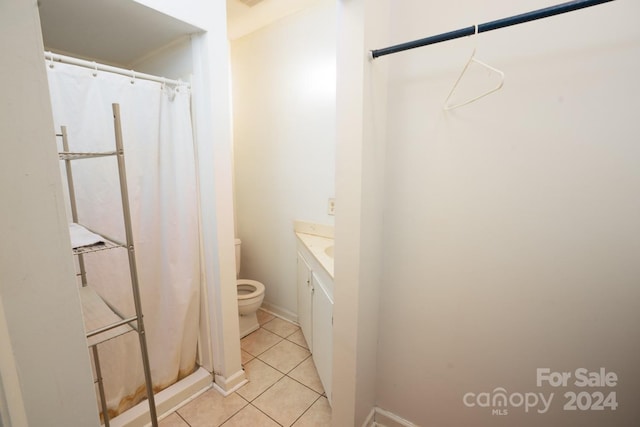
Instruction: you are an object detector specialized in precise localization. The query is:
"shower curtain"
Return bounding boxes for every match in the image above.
[47,61,201,417]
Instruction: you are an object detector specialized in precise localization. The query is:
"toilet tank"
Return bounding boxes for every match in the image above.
[234,238,242,277]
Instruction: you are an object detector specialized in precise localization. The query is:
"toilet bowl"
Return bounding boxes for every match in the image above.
[235,239,266,338]
[237,279,265,315]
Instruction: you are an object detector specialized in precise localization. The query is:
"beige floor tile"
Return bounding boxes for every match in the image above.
[262,317,300,338]
[158,412,189,427]
[292,396,331,426]
[221,404,280,427]
[241,349,255,365]
[286,329,309,349]
[253,377,320,427]
[288,356,325,394]
[259,339,311,374]
[257,309,275,325]
[241,328,283,356]
[177,389,247,427]
[237,358,284,402]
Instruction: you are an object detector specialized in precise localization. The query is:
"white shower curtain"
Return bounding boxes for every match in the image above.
[47,61,201,416]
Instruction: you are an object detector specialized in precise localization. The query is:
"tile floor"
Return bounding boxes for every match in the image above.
[159,309,331,427]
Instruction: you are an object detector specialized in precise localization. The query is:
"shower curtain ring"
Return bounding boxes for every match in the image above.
[92,61,98,77]
[130,70,136,84]
[48,51,55,69]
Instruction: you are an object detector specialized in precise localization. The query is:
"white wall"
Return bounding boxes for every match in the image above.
[331,0,390,424]
[227,0,321,40]
[231,0,337,319]
[132,36,193,82]
[373,0,640,425]
[0,1,100,425]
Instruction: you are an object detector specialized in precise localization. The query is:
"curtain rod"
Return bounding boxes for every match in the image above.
[45,51,190,88]
[370,0,616,59]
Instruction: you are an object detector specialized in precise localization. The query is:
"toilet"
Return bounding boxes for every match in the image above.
[235,239,265,338]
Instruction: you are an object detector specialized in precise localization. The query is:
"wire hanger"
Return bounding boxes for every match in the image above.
[443,25,504,110]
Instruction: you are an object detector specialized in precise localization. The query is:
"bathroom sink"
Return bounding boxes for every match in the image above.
[324,245,334,258]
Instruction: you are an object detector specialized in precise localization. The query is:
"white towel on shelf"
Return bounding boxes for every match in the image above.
[69,223,104,248]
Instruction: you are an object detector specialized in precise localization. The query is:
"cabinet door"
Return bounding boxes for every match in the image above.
[312,273,333,404]
[296,252,313,352]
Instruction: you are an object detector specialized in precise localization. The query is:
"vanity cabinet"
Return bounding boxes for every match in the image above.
[296,252,313,352]
[296,242,333,404]
[311,273,333,401]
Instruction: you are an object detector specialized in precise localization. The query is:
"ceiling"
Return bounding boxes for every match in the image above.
[38,0,320,66]
[39,0,202,67]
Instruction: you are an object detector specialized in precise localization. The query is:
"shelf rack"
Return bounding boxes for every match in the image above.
[57,104,158,427]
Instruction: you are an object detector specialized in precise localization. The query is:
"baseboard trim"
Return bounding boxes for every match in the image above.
[362,407,419,427]
[260,302,298,324]
[214,368,248,396]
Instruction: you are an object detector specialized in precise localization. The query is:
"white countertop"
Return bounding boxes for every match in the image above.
[294,222,334,278]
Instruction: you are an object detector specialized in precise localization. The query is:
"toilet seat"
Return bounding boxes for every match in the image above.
[237,279,265,300]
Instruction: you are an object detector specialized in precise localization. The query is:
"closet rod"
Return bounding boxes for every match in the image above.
[45,52,190,88]
[370,0,616,59]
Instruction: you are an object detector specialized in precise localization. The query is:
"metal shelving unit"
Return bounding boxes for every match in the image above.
[57,103,158,427]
